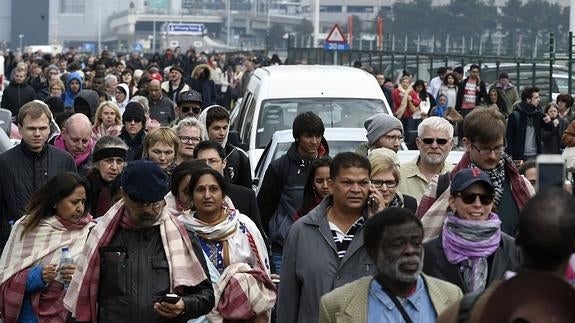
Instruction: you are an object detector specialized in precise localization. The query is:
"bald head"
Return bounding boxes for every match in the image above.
[62,113,93,157]
[516,187,575,271]
[148,79,162,102]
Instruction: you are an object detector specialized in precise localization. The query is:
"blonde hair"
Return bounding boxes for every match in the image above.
[368,154,401,184]
[93,101,122,128]
[143,127,179,158]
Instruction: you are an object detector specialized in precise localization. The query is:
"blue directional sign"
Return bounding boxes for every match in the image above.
[167,23,205,35]
[324,42,350,51]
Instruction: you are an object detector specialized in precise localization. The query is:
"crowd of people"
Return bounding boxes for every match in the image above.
[0,47,574,323]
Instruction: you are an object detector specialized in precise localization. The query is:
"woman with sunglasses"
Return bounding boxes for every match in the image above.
[423,168,520,294]
[0,172,93,322]
[367,150,417,213]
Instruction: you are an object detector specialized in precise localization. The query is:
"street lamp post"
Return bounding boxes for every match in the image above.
[18,34,24,54]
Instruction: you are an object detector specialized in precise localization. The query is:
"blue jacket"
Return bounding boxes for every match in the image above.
[63,72,83,108]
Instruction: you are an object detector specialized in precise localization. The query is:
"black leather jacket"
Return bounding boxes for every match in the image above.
[97,226,214,323]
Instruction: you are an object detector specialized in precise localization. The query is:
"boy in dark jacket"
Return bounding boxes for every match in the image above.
[1,67,35,120]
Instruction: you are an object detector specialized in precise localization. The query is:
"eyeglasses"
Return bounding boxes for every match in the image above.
[383,135,404,143]
[179,136,201,144]
[456,192,494,205]
[181,106,201,114]
[471,143,505,156]
[421,138,449,145]
[371,179,397,188]
[198,158,222,166]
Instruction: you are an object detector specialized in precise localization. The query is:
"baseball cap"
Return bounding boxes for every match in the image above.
[450,168,494,194]
[177,90,203,106]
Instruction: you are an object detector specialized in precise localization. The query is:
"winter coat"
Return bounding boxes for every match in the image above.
[119,127,146,162]
[542,117,567,154]
[455,77,488,112]
[148,95,176,126]
[63,71,84,107]
[224,142,252,189]
[98,225,214,323]
[505,102,554,160]
[277,197,376,323]
[0,81,35,118]
[0,143,76,251]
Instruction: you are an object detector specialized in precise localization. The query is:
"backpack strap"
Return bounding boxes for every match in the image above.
[436,172,451,198]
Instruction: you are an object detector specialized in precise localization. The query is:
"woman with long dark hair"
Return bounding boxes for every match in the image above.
[0,172,93,322]
[295,156,332,219]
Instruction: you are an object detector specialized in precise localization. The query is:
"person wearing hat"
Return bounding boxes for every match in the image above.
[437,187,575,323]
[86,136,128,218]
[423,168,520,294]
[161,66,190,103]
[357,113,404,156]
[119,101,147,161]
[63,159,214,323]
[175,90,203,122]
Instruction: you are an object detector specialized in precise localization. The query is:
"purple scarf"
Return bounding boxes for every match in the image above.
[442,212,501,291]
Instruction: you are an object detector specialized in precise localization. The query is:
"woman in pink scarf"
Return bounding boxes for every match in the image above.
[422,168,520,293]
[0,172,93,323]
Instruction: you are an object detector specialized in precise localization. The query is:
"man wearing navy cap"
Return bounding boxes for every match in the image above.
[64,160,214,323]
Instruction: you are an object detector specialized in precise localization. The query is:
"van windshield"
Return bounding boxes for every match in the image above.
[256,98,386,148]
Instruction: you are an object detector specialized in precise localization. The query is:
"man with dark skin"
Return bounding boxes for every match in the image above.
[320,208,462,322]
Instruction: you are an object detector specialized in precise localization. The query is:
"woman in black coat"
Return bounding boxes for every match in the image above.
[542,102,568,154]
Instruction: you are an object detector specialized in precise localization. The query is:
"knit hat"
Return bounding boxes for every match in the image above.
[450,168,495,194]
[122,102,146,123]
[44,96,65,114]
[121,160,169,203]
[364,113,403,147]
[170,65,184,75]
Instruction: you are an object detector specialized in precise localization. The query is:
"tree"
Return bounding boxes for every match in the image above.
[294,18,313,36]
[269,24,286,48]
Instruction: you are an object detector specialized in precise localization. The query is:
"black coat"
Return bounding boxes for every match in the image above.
[423,232,520,294]
[227,183,265,240]
[0,143,76,251]
[119,128,146,162]
[0,81,36,118]
[506,102,554,160]
[541,117,568,154]
[224,143,252,189]
[454,77,488,112]
[98,226,214,323]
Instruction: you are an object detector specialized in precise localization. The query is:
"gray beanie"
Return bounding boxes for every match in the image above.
[364,113,403,147]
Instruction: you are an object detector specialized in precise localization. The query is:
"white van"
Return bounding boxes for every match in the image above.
[229,65,394,174]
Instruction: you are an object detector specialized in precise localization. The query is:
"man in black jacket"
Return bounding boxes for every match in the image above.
[257,111,327,273]
[0,101,76,252]
[199,105,252,189]
[63,160,214,323]
[194,140,265,238]
[1,67,36,120]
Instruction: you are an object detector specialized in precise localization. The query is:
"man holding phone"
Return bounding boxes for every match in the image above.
[64,160,214,323]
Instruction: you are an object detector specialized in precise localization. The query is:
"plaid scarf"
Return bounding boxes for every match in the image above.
[471,158,506,205]
[63,199,207,322]
[0,215,93,323]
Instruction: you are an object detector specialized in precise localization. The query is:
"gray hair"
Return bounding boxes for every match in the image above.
[104,74,118,86]
[417,116,454,138]
[172,117,205,135]
[130,95,150,114]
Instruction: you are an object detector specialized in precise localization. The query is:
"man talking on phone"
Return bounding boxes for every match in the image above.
[64,160,214,323]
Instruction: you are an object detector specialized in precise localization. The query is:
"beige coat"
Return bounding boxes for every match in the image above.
[319,274,462,323]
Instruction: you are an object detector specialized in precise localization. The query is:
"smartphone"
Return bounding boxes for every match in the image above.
[536,154,565,192]
[155,293,180,304]
[367,196,378,213]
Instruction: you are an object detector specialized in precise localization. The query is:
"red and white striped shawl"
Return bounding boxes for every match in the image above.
[63,200,208,322]
[0,215,93,323]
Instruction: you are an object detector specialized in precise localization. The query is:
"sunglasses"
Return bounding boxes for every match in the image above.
[181,106,201,114]
[457,192,494,205]
[124,117,142,123]
[421,138,449,145]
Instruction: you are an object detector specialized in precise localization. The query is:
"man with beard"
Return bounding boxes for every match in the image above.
[278,153,374,323]
[63,159,214,323]
[398,117,453,203]
[148,79,176,125]
[506,87,553,161]
[319,208,462,322]
[174,90,203,123]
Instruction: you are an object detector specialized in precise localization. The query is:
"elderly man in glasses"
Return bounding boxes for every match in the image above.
[418,107,535,241]
[398,117,454,203]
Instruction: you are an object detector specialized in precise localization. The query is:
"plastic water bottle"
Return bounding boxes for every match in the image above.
[60,247,74,289]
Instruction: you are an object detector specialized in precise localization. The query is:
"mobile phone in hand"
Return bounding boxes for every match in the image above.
[155,293,180,304]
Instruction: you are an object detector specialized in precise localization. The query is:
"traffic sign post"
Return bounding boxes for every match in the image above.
[323,24,349,65]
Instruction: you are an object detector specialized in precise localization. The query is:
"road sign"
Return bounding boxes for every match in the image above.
[324,24,349,51]
[167,23,205,35]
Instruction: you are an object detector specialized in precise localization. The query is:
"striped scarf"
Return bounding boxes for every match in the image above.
[0,215,93,323]
[63,199,207,322]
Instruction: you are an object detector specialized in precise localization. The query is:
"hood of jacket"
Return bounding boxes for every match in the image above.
[198,104,229,147]
[74,90,100,119]
[116,83,130,107]
[66,71,84,91]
